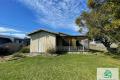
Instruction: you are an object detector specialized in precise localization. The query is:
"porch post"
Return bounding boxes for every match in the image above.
[83,45,85,52]
[69,40,70,51]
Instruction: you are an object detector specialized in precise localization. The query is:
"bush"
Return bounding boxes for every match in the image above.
[46,48,56,54]
[0,43,22,56]
[8,53,27,61]
[19,47,30,53]
[0,47,11,56]
[13,53,26,58]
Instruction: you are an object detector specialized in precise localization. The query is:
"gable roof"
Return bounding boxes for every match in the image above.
[28,29,87,37]
[28,29,70,36]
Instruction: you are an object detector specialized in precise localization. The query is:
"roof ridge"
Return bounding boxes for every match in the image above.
[28,28,87,37]
[28,28,69,36]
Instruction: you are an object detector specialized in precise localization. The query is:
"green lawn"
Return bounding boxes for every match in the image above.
[0,53,120,80]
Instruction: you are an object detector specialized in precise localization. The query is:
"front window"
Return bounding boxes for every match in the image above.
[76,40,82,47]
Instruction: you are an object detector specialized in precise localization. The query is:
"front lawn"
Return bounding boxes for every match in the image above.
[0,53,120,80]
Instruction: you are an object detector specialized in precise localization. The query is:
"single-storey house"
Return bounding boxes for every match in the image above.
[0,35,24,45]
[28,29,89,53]
[0,35,30,46]
[0,35,30,54]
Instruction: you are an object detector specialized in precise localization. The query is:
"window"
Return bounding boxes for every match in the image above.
[62,39,69,46]
[76,40,82,46]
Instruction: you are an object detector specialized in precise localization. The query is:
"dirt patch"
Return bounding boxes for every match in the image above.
[0,55,13,62]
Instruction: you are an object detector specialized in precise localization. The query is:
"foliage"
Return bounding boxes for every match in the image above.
[46,48,56,54]
[12,53,26,58]
[19,47,30,53]
[88,0,95,8]
[0,47,11,56]
[0,54,120,80]
[76,0,120,53]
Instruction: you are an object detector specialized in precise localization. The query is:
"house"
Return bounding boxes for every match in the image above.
[28,29,89,53]
[0,35,24,45]
[0,35,30,46]
[0,35,30,53]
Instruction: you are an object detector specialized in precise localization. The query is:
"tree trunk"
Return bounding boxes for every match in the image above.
[100,37,118,53]
[101,40,112,52]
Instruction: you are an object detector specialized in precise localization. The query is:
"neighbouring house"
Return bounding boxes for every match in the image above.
[0,35,30,54]
[0,35,30,46]
[0,35,23,45]
[28,29,89,53]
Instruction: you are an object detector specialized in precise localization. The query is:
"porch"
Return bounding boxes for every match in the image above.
[56,36,89,52]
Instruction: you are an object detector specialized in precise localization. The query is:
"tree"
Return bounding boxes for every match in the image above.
[76,0,120,53]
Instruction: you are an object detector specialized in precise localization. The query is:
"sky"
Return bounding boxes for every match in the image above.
[0,0,88,38]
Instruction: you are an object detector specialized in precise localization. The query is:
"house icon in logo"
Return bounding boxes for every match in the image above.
[104,70,112,78]
[97,68,119,80]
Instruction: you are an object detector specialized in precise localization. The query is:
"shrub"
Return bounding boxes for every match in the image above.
[19,47,30,53]
[0,47,10,56]
[8,53,26,61]
[0,43,22,56]
[8,52,28,61]
[46,48,56,54]
[13,53,25,58]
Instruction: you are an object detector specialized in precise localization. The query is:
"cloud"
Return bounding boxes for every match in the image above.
[0,33,26,38]
[0,27,26,38]
[11,33,26,38]
[18,0,88,33]
[0,27,21,33]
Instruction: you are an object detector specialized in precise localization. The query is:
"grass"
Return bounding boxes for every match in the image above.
[0,53,120,80]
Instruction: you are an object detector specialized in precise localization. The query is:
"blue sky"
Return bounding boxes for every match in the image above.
[0,0,88,38]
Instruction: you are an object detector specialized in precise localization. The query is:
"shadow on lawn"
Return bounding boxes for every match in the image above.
[111,55,120,60]
[89,49,106,53]
[56,51,68,55]
[89,49,120,60]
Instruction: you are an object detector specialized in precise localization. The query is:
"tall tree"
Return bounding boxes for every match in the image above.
[76,0,120,53]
